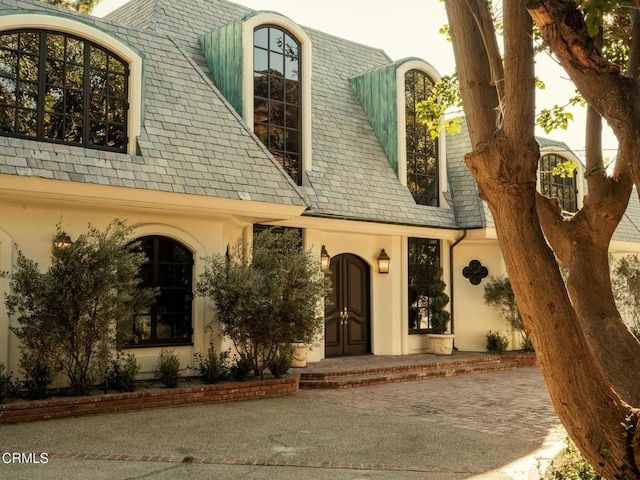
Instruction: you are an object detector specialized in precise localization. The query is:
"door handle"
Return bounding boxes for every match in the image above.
[340,307,349,325]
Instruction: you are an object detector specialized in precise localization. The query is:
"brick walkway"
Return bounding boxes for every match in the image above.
[299,366,564,445]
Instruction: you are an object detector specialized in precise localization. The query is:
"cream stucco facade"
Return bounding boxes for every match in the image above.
[1,0,640,386]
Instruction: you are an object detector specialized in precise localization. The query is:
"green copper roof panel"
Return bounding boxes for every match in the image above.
[199,19,244,115]
[349,63,398,173]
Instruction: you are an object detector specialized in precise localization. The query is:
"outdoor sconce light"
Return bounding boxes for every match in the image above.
[377,249,390,274]
[320,245,330,271]
[53,232,72,250]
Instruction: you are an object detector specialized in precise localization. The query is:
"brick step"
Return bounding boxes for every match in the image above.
[299,361,517,389]
[300,356,503,381]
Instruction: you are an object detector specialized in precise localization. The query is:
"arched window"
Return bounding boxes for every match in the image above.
[405,70,438,206]
[0,29,128,152]
[253,25,301,184]
[540,153,578,213]
[131,236,193,346]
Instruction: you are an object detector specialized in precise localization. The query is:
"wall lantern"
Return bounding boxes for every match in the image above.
[320,245,330,271]
[53,231,72,250]
[377,249,390,274]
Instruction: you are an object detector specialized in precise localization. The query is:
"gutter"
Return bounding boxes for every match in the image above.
[449,229,467,336]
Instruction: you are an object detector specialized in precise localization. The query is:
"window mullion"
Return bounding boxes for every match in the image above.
[83,39,90,148]
[37,31,46,140]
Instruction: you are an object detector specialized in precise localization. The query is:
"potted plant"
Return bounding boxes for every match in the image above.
[425,265,454,355]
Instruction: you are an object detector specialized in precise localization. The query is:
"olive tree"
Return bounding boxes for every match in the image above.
[197,228,331,379]
[443,0,640,476]
[5,220,155,395]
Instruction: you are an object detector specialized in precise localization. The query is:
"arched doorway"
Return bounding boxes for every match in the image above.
[325,254,371,357]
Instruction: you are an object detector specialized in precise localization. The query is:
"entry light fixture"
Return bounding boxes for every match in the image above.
[320,245,330,271]
[53,231,72,250]
[377,249,390,274]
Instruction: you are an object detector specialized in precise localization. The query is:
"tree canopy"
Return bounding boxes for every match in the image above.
[39,0,98,14]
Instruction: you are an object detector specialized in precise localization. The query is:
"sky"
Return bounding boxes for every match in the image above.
[92,0,619,160]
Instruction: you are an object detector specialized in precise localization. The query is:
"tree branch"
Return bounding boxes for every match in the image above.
[445,0,501,145]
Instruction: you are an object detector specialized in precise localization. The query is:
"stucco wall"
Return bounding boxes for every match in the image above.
[452,240,512,352]
[0,195,246,381]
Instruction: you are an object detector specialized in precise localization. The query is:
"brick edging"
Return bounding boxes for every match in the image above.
[500,353,538,367]
[0,375,299,424]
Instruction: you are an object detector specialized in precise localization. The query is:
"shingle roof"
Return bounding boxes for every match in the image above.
[110,0,459,227]
[445,121,488,228]
[614,188,640,244]
[0,0,307,207]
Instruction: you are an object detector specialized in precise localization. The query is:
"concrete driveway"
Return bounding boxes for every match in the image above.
[0,367,564,480]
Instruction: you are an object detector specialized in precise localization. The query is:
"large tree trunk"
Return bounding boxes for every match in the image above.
[444,0,640,477]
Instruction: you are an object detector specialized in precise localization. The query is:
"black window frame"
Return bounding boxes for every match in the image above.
[408,237,441,334]
[405,69,439,207]
[129,236,194,348]
[253,24,302,185]
[0,28,129,152]
[539,153,578,213]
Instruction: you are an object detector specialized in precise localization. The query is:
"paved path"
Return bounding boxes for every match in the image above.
[0,367,564,480]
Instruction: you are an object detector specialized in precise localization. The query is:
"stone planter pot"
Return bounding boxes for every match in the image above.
[290,344,309,368]
[426,334,455,356]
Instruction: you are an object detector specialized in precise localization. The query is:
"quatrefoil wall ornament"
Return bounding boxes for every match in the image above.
[462,260,489,286]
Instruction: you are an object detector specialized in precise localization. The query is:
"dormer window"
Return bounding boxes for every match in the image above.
[253,25,301,185]
[0,29,128,152]
[539,153,578,213]
[405,69,438,206]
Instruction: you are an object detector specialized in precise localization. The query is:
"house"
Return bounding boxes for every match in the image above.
[0,0,639,377]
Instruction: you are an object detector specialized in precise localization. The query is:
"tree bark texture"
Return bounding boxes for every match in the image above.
[445,0,640,477]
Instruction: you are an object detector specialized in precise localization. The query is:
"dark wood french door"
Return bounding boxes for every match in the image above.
[325,254,371,357]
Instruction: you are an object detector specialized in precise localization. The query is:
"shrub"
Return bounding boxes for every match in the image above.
[197,228,331,379]
[269,346,293,378]
[104,353,140,393]
[483,276,531,350]
[0,363,17,404]
[4,220,156,395]
[612,254,640,333]
[195,343,229,384]
[541,437,602,479]
[486,330,509,354]
[230,353,254,381]
[153,349,181,388]
[428,265,451,334]
[522,335,535,353]
[19,352,54,400]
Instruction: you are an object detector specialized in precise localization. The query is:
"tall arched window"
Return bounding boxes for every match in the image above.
[0,29,128,152]
[405,70,438,206]
[131,236,194,346]
[540,153,578,213]
[253,25,301,185]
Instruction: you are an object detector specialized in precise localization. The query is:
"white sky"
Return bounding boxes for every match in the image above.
[92,0,619,160]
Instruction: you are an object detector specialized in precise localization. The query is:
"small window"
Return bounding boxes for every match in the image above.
[0,29,128,152]
[540,154,578,213]
[408,237,440,333]
[130,236,193,346]
[253,25,301,184]
[405,70,438,206]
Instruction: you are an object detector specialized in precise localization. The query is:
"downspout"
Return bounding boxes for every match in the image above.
[449,229,467,337]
